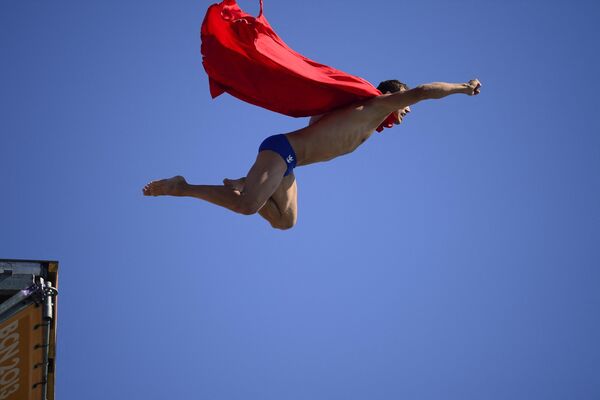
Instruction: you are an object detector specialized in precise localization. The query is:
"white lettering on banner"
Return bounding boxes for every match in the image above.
[0,321,20,399]
[0,368,18,386]
[0,358,18,375]
[0,335,18,364]
[0,383,19,400]
[0,323,17,340]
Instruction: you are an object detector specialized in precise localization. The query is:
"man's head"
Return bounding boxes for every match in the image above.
[377,79,411,125]
[377,79,409,94]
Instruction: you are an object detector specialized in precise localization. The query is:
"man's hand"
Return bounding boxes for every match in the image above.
[464,79,482,96]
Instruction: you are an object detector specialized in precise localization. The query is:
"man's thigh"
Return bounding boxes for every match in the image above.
[256,171,298,228]
[242,150,288,211]
[270,172,298,218]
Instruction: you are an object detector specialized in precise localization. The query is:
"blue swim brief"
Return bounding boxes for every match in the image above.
[258,134,297,176]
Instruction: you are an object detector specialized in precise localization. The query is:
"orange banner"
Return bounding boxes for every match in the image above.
[0,303,44,400]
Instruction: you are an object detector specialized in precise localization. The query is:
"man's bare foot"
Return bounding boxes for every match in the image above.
[223,177,246,193]
[143,175,188,196]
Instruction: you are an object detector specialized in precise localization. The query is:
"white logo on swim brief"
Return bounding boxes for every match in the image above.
[286,155,294,164]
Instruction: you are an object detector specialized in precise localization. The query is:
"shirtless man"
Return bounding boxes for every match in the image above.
[143,79,482,229]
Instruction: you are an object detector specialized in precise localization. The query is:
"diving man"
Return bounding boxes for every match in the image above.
[143,79,482,229]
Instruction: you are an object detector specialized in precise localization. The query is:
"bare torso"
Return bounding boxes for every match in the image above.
[286,97,390,166]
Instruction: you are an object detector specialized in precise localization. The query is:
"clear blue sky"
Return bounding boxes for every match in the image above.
[2,0,599,399]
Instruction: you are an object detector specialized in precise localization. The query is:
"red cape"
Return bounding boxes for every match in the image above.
[201,0,396,132]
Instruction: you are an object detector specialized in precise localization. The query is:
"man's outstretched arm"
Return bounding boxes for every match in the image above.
[376,79,482,111]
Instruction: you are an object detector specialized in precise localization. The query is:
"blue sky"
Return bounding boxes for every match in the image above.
[1,0,599,399]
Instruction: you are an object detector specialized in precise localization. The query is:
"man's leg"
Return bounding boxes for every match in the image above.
[143,150,287,216]
[224,172,298,230]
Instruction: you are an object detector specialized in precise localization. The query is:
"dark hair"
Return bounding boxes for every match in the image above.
[377,79,409,94]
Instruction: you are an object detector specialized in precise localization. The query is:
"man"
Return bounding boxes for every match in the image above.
[143,79,482,229]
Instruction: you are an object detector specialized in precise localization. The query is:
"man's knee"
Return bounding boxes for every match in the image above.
[270,214,296,230]
[236,197,262,216]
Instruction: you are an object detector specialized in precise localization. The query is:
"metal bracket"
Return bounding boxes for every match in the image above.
[0,270,13,282]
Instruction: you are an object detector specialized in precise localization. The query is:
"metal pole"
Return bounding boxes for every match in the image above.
[40,280,57,400]
[33,279,57,400]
